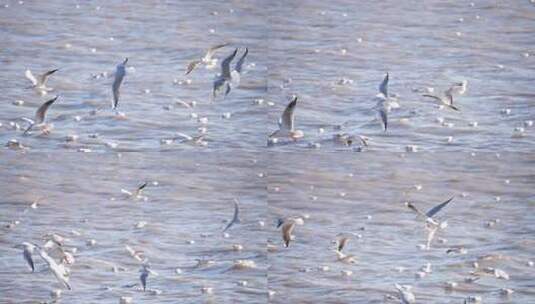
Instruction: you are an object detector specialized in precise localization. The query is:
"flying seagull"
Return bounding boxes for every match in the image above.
[269,96,304,140]
[185,43,229,75]
[373,73,398,132]
[23,95,59,135]
[422,81,466,111]
[223,198,241,232]
[230,47,249,88]
[406,196,455,225]
[212,48,238,99]
[112,58,128,110]
[25,68,58,93]
[35,245,71,290]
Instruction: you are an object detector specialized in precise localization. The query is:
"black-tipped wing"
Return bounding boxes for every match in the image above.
[235,48,248,73]
[426,196,454,218]
[280,96,297,132]
[379,73,389,97]
[23,250,34,272]
[35,96,58,124]
[221,48,238,79]
[206,43,229,60]
[39,69,58,85]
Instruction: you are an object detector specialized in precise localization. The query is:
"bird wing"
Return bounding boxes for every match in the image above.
[23,249,34,272]
[221,48,238,79]
[282,221,296,247]
[223,200,240,232]
[135,182,148,196]
[112,67,125,109]
[379,73,389,98]
[140,272,148,290]
[280,96,297,132]
[234,47,249,73]
[337,237,349,252]
[39,69,59,85]
[35,95,59,124]
[426,196,454,218]
[422,94,442,102]
[205,43,229,60]
[185,60,201,75]
[377,107,388,132]
[406,202,428,218]
[25,69,38,86]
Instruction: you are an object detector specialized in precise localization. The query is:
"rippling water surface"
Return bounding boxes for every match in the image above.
[0,0,534,303]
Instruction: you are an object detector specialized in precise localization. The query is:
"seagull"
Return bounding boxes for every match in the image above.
[269,96,304,140]
[223,198,241,232]
[22,95,59,135]
[230,47,249,88]
[278,217,304,247]
[212,48,238,99]
[25,68,58,94]
[35,245,71,290]
[395,284,416,304]
[112,58,128,110]
[140,264,157,291]
[185,43,229,75]
[14,242,36,272]
[373,73,399,132]
[405,196,455,226]
[422,82,465,111]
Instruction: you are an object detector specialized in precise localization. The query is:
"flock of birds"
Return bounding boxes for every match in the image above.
[6,39,483,153]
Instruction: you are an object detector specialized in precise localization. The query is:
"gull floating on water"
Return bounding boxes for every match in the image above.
[15,242,36,272]
[212,48,238,100]
[230,47,249,88]
[112,58,128,110]
[422,81,466,111]
[269,96,304,142]
[35,244,71,290]
[22,95,59,135]
[223,198,241,232]
[185,43,229,75]
[25,68,58,94]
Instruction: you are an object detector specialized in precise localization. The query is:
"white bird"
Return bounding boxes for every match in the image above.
[373,73,398,132]
[112,58,128,110]
[22,95,59,135]
[277,217,304,247]
[212,48,238,99]
[185,43,229,75]
[25,68,58,93]
[395,284,416,304]
[15,242,36,272]
[35,245,71,290]
[223,198,241,232]
[422,81,465,111]
[269,96,304,140]
[230,47,249,88]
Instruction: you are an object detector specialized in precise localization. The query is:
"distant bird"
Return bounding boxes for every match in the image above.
[223,199,241,232]
[406,196,455,226]
[121,182,147,200]
[230,47,249,88]
[422,81,466,111]
[22,95,59,135]
[185,43,229,75]
[14,242,36,272]
[212,48,238,99]
[395,284,416,304]
[373,73,398,132]
[278,217,304,247]
[112,58,128,110]
[25,68,58,94]
[269,96,304,140]
[35,245,71,290]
